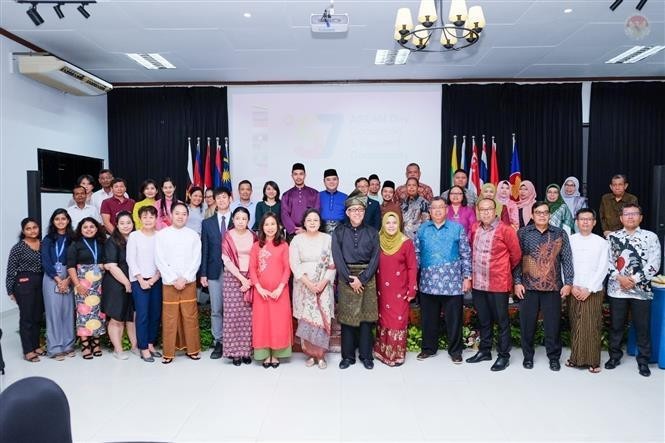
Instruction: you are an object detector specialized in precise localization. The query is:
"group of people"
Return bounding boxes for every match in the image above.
[5,163,662,376]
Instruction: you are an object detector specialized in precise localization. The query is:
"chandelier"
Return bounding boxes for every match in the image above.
[393,0,486,52]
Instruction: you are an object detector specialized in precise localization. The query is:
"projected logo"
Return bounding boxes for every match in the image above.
[284,113,342,159]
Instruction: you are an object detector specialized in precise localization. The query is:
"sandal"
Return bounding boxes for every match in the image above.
[162,357,174,364]
[262,360,271,369]
[80,340,94,360]
[317,359,327,370]
[34,348,46,356]
[305,357,316,367]
[91,338,102,357]
[187,353,201,360]
[588,366,601,374]
[52,353,66,362]
[66,349,76,358]
[24,352,40,362]
[565,359,578,368]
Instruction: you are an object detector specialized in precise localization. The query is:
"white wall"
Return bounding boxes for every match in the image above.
[0,36,108,313]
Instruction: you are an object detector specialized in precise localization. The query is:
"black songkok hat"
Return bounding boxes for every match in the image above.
[382,180,396,190]
[324,169,338,178]
[292,163,305,172]
[368,174,379,181]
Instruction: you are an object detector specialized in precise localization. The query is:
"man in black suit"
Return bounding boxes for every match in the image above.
[351,177,381,231]
[200,187,233,359]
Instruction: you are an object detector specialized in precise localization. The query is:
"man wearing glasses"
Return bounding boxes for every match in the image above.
[606,204,661,377]
[332,191,380,370]
[514,201,574,371]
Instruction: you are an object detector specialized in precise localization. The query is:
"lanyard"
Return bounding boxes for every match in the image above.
[83,239,98,264]
[55,237,66,262]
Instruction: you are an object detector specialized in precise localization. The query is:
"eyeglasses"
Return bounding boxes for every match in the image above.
[533,210,550,216]
[478,208,495,213]
[348,208,365,213]
[622,211,640,217]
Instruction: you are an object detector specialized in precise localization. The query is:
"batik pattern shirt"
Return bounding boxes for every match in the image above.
[608,228,662,300]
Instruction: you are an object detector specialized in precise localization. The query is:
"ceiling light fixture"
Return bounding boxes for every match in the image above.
[53,3,64,18]
[609,0,623,10]
[18,1,96,25]
[126,53,176,70]
[26,3,44,26]
[605,45,665,63]
[563,8,573,13]
[393,0,485,52]
[243,12,252,18]
[635,0,648,10]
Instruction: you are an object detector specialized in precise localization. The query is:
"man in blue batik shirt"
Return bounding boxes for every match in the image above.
[319,169,347,234]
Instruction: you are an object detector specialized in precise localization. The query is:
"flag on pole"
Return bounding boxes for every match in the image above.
[186,137,194,187]
[479,135,489,186]
[509,133,522,201]
[450,135,458,187]
[490,136,499,185]
[194,137,203,187]
[213,137,222,188]
[460,135,467,172]
[204,137,213,190]
[468,136,480,196]
[222,137,232,191]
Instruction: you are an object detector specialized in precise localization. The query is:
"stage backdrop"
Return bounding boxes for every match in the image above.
[228,84,442,197]
[108,87,229,200]
[439,83,583,197]
[587,81,665,230]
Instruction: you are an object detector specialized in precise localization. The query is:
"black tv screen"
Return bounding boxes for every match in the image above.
[38,149,104,193]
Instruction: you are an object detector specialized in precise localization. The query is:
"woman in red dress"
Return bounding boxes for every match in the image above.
[249,213,293,368]
[373,212,418,366]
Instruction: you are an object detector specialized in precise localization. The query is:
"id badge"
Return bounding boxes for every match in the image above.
[55,261,64,274]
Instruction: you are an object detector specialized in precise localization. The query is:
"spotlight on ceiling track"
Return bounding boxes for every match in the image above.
[53,3,64,19]
[77,3,90,18]
[26,3,44,26]
[635,0,647,10]
[609,0,623,10]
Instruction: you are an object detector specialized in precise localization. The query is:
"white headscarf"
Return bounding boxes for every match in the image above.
[561,176,580,213]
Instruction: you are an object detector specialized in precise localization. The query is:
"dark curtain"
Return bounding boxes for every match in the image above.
[587,82,665,230]
[108,87,228,200]
[440,83,583,199]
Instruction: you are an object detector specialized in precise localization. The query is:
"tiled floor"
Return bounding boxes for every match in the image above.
[1,309,663,442]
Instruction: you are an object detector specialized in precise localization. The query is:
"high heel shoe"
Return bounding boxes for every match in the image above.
[232,358,242,366]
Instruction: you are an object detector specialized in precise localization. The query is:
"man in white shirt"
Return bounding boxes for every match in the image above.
[566,208,609,373]
[229,180,257,228]
[67,186,100,228]
[155,202,202,363]
[200,188,232,359]
[91,169,115,211]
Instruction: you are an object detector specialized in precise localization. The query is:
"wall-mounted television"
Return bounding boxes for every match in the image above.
[38,149,104,193]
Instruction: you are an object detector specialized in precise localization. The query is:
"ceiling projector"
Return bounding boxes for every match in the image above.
[310,8,349,33]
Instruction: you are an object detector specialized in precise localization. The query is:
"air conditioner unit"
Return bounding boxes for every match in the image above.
[16,53,112,96]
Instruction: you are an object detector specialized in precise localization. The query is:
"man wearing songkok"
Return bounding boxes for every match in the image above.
[154,202,202,363]
[415,197,471,364]
[605,203,661,377]
[395,163,434,203]
[599,174,638,238]
[514,201,574,371]
[566,208,609,373]
[281,163,320,241]
[319,168,347,234]
[467,198,521,371]
[441,169,478,207]
[332,191,380,370]
[379,180,403,228]
[368,174,383,204]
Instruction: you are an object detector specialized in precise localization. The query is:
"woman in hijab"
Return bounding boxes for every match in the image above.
[545,184,575,235]
[516,180,537,228]
[561,176,587,219]
[373,212,418,367]
[479,183,512,225]
[496,180,519,229]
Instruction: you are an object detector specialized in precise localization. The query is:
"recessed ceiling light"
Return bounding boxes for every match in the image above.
[126,53,176,69]
[375,49,410,65]
[605,45,665,63]
[563,8,573,13]
[243,12,251,18]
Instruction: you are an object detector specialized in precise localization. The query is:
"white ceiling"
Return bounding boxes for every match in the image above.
[1,0,664,84]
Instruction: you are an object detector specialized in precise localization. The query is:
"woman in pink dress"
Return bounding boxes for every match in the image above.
[154,177,179,230]
[445,185,476,233]
[373,212,418,367]
[496,180,519,229]
[249,213,293,368]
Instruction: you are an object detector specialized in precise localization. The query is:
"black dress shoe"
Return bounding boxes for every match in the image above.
[638,363,651,377]
[417,352,434,361]
[466,351,492,363]
[242,357,252,365]
[361,359,374,370]
[232,358,242,366]
[604,358,621,370]
[491,357,510,372]
[210,342,223,360]
[451,355,463,364]
[339,358,355,369]
[549,360,561,371]
[522,359,534,369]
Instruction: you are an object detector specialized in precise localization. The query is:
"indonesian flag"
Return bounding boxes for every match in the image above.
[468,136,480,196]
[204,137,213,190]
[490,136,499,185]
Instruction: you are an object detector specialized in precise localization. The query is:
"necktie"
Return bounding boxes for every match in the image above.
[221,215,226,235]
